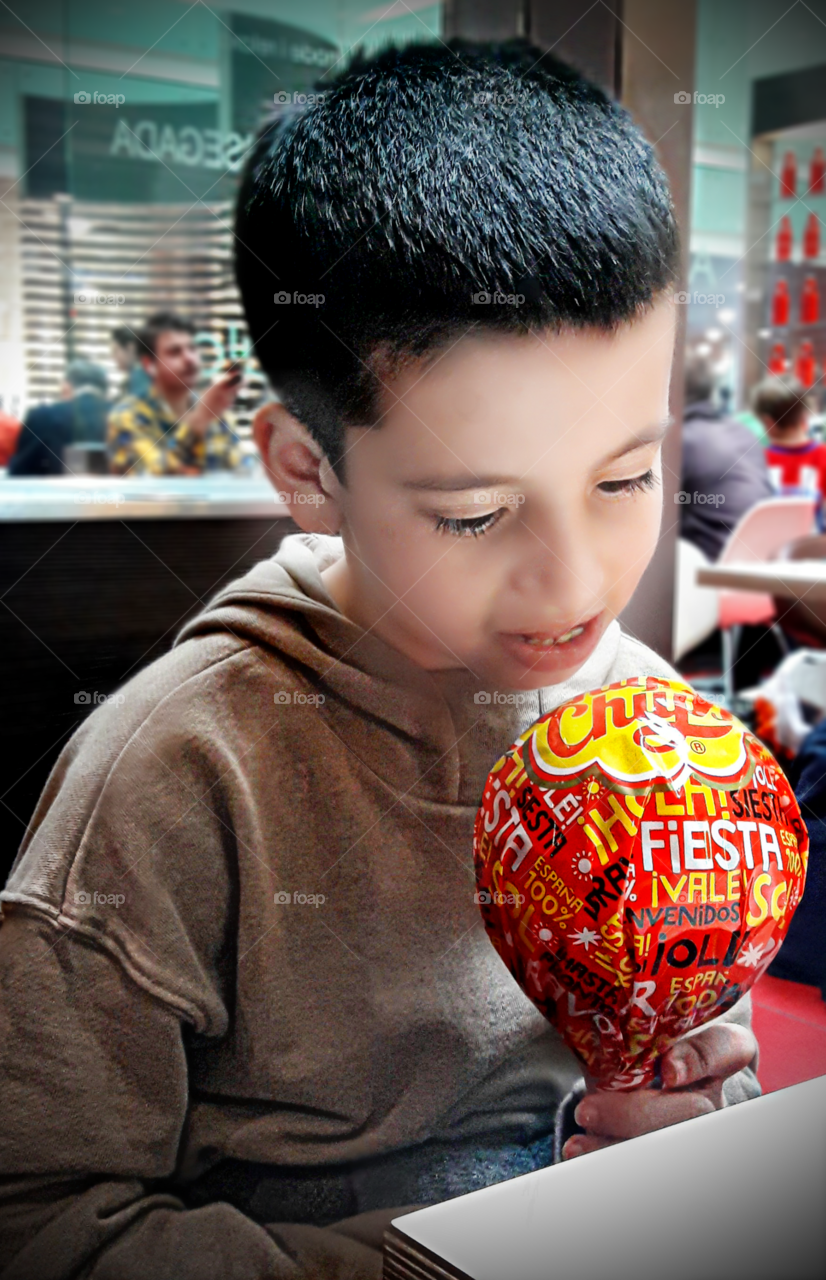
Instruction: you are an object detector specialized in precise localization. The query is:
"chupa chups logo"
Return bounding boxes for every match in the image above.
[518,677,755,796]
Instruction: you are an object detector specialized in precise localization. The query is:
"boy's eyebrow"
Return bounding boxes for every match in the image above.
[401,473,524,491]
[401,419,674,491]
[602,417,674,462]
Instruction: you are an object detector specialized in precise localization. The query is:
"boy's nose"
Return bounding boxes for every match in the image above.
[511,516,606,620]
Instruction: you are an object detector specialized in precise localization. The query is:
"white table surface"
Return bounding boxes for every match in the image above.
[698,559,826,602]
[390,1074,826,1280]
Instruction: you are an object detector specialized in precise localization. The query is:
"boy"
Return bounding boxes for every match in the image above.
[756,375,824,520]
[107,312,242,476]
[0,41,759,1280]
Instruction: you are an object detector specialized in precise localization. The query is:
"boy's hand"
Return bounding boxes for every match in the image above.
[562,1022,757,1159]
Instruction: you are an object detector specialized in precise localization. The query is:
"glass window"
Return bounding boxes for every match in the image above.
[0,1,443,473]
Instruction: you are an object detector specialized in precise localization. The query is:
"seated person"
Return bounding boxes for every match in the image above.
[7,360,109,477]
[111,323,152,400]
[679,354,771,560]
[755,376,824,520]
[0,41,760,1280]
[768,717,826,1001]
[0,404,22,467]
[107,311,242,476]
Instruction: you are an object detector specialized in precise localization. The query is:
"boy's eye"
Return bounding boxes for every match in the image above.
[597,469,658,496]
[433,509,506,537]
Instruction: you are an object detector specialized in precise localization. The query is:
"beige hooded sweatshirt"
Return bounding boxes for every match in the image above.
[0,533,758,1280]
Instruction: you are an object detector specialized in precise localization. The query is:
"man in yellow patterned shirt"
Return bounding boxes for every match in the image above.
[107,312,243,476]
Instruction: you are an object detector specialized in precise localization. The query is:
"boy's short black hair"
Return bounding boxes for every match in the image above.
[235,38,680,476]
[136,312,196,360]
[752,376,812,430]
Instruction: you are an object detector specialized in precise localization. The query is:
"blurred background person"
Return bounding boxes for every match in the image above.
[111,324,152,401]
[755,377,825,522]
[0,401,22,469]
[767,715,826,1000]
[107,311,242,476]
[7,360,109,477]
[753,377,826,646]
[679,352,772,561]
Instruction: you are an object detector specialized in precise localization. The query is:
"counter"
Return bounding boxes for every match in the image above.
[0,474,292,520]
[0,474,300,884]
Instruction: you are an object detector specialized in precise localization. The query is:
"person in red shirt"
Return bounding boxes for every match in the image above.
[755,376,825,521]
[0,407,22,467]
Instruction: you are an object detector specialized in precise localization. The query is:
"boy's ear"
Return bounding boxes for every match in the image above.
[252,401,343,535]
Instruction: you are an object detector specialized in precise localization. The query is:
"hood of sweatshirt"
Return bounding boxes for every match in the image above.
[175,532,644,808]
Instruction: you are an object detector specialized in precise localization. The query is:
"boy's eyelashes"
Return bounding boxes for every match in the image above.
[431,470,659,537]
[434,509,506,538]
[597,468,659,496]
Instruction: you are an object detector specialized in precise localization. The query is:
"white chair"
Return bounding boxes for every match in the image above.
[673,539,720,663]
[715,497,817,702]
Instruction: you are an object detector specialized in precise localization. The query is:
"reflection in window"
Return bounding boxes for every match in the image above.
[0,2,443,477]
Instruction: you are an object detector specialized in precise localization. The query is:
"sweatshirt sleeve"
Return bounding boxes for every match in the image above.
[0,910,398,1280]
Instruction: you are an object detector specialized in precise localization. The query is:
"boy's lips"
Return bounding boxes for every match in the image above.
[495,613,603,673]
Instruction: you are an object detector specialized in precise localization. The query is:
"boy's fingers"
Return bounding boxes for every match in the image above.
[660,1023,757,1089]
[575,1086,716,1140]
[562,1134,620,1160]
[572,1024,756,1141]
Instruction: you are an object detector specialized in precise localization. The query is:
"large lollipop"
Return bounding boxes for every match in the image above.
[474,676,808,1089]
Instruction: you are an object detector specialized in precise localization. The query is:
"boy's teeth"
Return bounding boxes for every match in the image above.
[523,625,585,647]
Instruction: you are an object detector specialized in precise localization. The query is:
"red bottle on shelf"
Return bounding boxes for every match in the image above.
[768,342,788,375]
[772,278,790,326]
[801,276,820,325]
[776,215,793,261]
[780,151,797,198]
[810,146,826,196]
[803,212,821,260]
[795,341,816,388]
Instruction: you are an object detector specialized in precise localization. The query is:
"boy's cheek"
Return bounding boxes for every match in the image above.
[602,501,664,611]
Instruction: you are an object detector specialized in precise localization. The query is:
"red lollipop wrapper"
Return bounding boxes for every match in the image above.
[473,677,808,1090]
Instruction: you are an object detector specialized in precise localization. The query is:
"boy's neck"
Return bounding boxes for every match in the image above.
[320,555,354,619]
